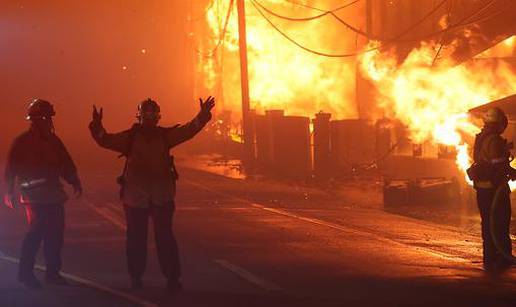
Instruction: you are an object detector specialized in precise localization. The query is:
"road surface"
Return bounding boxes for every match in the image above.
[0,166,515,306]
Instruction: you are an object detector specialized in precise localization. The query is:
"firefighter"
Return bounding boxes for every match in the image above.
[469,107,515,272]
[3,99,82,288]
[89,97,214,292]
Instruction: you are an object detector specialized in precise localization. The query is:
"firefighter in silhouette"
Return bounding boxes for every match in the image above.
[3,99,82,288]
[89,97,214,292]
[468,107,515,272]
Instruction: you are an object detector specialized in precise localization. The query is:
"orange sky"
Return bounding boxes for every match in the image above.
[0,0,194,165]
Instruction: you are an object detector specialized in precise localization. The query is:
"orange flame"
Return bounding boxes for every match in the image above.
[359,39,516,185]
[196,2,516,187]
[198,0,363,118]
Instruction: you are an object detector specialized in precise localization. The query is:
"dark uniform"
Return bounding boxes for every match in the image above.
[472,129,513,269]
[5,124,81,284]
[89,106,211,287]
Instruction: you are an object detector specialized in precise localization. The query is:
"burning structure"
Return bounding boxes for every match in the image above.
[189,0,516,195]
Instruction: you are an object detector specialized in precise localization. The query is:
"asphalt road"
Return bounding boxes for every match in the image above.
[0,166,515,307]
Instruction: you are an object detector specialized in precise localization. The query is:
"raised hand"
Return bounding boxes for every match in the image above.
[73,183,83,199]
[199,96,215,114]
[92,105,103,124]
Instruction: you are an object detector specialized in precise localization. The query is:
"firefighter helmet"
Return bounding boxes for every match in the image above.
[484,107,508,131]
[136,98,161,120]
[26,99,56,120]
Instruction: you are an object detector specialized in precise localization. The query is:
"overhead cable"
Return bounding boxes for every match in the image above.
[250,0,378,58]
[195,0,235,58]
[253,0,361,22]
[257,0,449,41]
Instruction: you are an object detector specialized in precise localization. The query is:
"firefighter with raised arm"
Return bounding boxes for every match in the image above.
[3,99,82,288]
[468,107,515,272]
[89,97,214,292]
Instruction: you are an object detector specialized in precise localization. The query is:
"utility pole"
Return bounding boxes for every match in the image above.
[356,0,373,119]
[236,0,254,168]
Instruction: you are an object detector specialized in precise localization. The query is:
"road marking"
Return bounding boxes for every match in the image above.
[85,198,282,292]
[254,204,470,263]
[106,202,124,214]
[66,221,112,229]
[214,259,281,291]
[176,206,252,211]
[84,201,126,231]
[65,236,125,243]
[0,251,157,307]
[185,179,471,263]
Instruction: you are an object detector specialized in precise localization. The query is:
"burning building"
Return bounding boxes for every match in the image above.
[188,0,516,194]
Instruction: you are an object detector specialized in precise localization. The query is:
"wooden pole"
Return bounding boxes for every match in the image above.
[236,0,254,167]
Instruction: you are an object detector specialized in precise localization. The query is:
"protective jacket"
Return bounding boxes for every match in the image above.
[471,129,514,189]
[4,129,81,204]
[89,111,211,208]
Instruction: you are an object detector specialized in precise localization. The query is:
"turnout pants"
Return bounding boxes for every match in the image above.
[124,203,180,281]
[19,204,65,279]
[476,187,512,266]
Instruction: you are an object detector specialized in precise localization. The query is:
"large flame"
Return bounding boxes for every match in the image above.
[359,39,516,184]
[195,1,516,187]
[196,0,364,118]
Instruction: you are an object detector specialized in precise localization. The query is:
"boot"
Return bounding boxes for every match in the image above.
[167,279,183,294]
[46,273,69,285]
[19,274,42,289]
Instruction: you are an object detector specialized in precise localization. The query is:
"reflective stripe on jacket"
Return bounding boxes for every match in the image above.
[474,133,509,189]
[4,129,80,204]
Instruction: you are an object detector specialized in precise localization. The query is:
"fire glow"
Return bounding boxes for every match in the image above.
[359,39,516,184]
[198,0,362,118]
[196,1,516,186]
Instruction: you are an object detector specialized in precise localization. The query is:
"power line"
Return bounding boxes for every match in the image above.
[383,0,449,41]
[254,0,370,37]
[251,0,503,59]
[283,0,351,13]
[250,0,447,58]
[256,0,449,42]
[253,0,361,22]
[195,0,235,58]
[392,0,502,43]
[250,0,379,58]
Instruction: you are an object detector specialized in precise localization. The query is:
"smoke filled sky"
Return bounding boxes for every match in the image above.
[0,0,193,164]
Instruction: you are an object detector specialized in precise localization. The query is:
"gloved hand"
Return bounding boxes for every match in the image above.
[199,96,215,119]
[3,193,16,209]
[73,183,83,198]
[90,105,104,132]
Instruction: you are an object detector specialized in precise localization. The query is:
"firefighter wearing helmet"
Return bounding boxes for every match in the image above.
[3,99,82,288]
[467,107,515,272]
[89,96,215,292]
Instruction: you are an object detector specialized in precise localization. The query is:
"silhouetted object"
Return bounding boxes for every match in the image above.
[330,119,375,175]
[313,112,332,179]
[89,97,214,291]
[3,99,82,288]
[468,107,515,272]
[383,177,460,209]
[375,118,392,168]
[253,110,310,179]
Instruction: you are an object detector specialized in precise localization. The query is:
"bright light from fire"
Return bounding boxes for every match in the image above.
[359,39,516,185]
[195,1,516,187]
[197,0,363,118]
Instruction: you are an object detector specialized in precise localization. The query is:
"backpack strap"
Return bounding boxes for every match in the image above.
[117,124,140,198]
[159,125,180,181]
